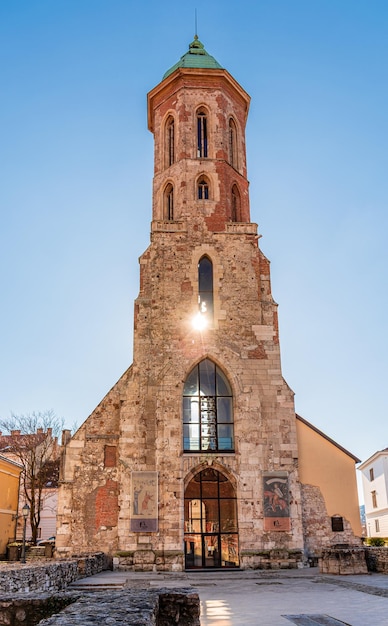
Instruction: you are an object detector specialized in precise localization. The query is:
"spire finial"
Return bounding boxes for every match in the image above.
[195,8,198,39]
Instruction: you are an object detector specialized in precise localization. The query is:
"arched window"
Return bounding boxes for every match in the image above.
[229,118,238,168]
[164,183,174,220]
[197,109,208,158]
[231,184,241,222]
[198,256,213,320]
[165,116,174,168]
[184,468,239,569]
[183,359,234,452]
[198,177,209,200]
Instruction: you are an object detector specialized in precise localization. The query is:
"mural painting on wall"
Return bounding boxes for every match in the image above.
[130,471,158,532]
[263,474,290,531]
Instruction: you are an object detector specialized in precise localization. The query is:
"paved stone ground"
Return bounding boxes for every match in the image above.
[68,568,388,626]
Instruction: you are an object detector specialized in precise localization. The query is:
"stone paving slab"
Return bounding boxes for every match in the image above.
[282,616,351,625]
[68,568,388,626]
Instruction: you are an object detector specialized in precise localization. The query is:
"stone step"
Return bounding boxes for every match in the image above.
[68,583,126,591]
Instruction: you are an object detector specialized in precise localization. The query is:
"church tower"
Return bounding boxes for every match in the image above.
[56,37,361,570]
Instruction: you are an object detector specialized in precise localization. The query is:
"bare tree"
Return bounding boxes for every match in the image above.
[0,410,63,544]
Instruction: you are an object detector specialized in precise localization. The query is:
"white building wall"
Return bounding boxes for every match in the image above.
[359,450,388,538]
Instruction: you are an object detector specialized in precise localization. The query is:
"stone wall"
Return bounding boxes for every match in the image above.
[0,594,75,626]
[301,484,359,558]
[0,553,108,593]
[240,549,304,570]
[365,547,388,573]
[319,547,368,575]
[0,588,200,626]
[39,589,200,626]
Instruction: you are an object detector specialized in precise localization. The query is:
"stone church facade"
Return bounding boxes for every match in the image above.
[56,38,361,570]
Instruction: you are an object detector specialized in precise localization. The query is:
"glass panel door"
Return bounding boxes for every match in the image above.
[184,469,239,569]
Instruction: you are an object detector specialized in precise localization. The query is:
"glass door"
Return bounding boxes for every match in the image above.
[184,468,239,569]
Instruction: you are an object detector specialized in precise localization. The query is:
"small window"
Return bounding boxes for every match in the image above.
[231,184,241,222]
[229,118,238,168]
[331,516,344,532]
[198,177,209,200]
[165,116,175,167]
[375,519,380,533]
[197,109,208,158]
[372,490,378,508]
[369,468,374,481]
[164,184,174,220]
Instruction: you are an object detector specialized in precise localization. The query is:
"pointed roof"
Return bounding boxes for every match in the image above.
[163,36,223,79]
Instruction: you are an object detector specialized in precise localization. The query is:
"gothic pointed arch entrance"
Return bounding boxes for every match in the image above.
[184,467,239,569]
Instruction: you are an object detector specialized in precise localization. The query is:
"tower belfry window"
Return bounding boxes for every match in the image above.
[197,110,208,158]
[198,256,213,320]
[198,177,209,200]
[231,185,241,222]
[164,183,174,220]
[165,116,175,167]
[229,118,238,168]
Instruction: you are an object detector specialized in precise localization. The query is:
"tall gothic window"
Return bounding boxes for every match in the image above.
[229,118,238,168]
[197,109,208,158]
[198,256,213,320]
[183,359,234,452]
[165,116,175,168]
[164,183,174,220]
[198,176,209,200]
[231,184,241,222]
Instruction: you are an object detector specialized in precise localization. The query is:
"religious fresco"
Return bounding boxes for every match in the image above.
[263,474,290,531]
[130,471,158,532]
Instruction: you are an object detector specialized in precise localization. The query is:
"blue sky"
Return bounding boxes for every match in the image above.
[1,1,387,499]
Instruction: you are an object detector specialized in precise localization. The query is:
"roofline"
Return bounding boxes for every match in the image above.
[0,454,23,469]
[358,448,388,469]
[147,67,251,133]
[296,414,361,463]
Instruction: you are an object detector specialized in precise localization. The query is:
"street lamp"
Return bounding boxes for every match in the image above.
[21,503,30,563]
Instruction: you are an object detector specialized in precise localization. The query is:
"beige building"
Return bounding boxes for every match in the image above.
[57,37,361,570]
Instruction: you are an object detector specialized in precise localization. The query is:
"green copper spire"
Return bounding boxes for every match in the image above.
[163,36,223,79]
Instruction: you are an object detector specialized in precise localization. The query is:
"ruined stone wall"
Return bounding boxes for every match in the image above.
[56,214,304,566]
[0,588,200,626]
[0,553,108,593]
[365,546,388,573]
[301,484,360,558]
[56,370,131,556]
[39,589,200,626]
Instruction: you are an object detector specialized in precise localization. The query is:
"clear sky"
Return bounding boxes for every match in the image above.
[1,1,387,500]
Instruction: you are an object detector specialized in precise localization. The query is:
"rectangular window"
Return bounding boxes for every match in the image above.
[331,516,344,532]
[369,467,374,481]
[372,490,378,508]
[375,519,380,533]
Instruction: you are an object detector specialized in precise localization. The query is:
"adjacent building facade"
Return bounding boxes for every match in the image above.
[0,455,22,557]
[56,37,361,570]
[0,428,60,544]
[359,448,388,538]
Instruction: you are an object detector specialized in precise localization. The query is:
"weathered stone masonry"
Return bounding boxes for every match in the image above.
[56,37,361,571]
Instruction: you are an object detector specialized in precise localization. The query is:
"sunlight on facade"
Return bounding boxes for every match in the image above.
[192,311,208,331]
